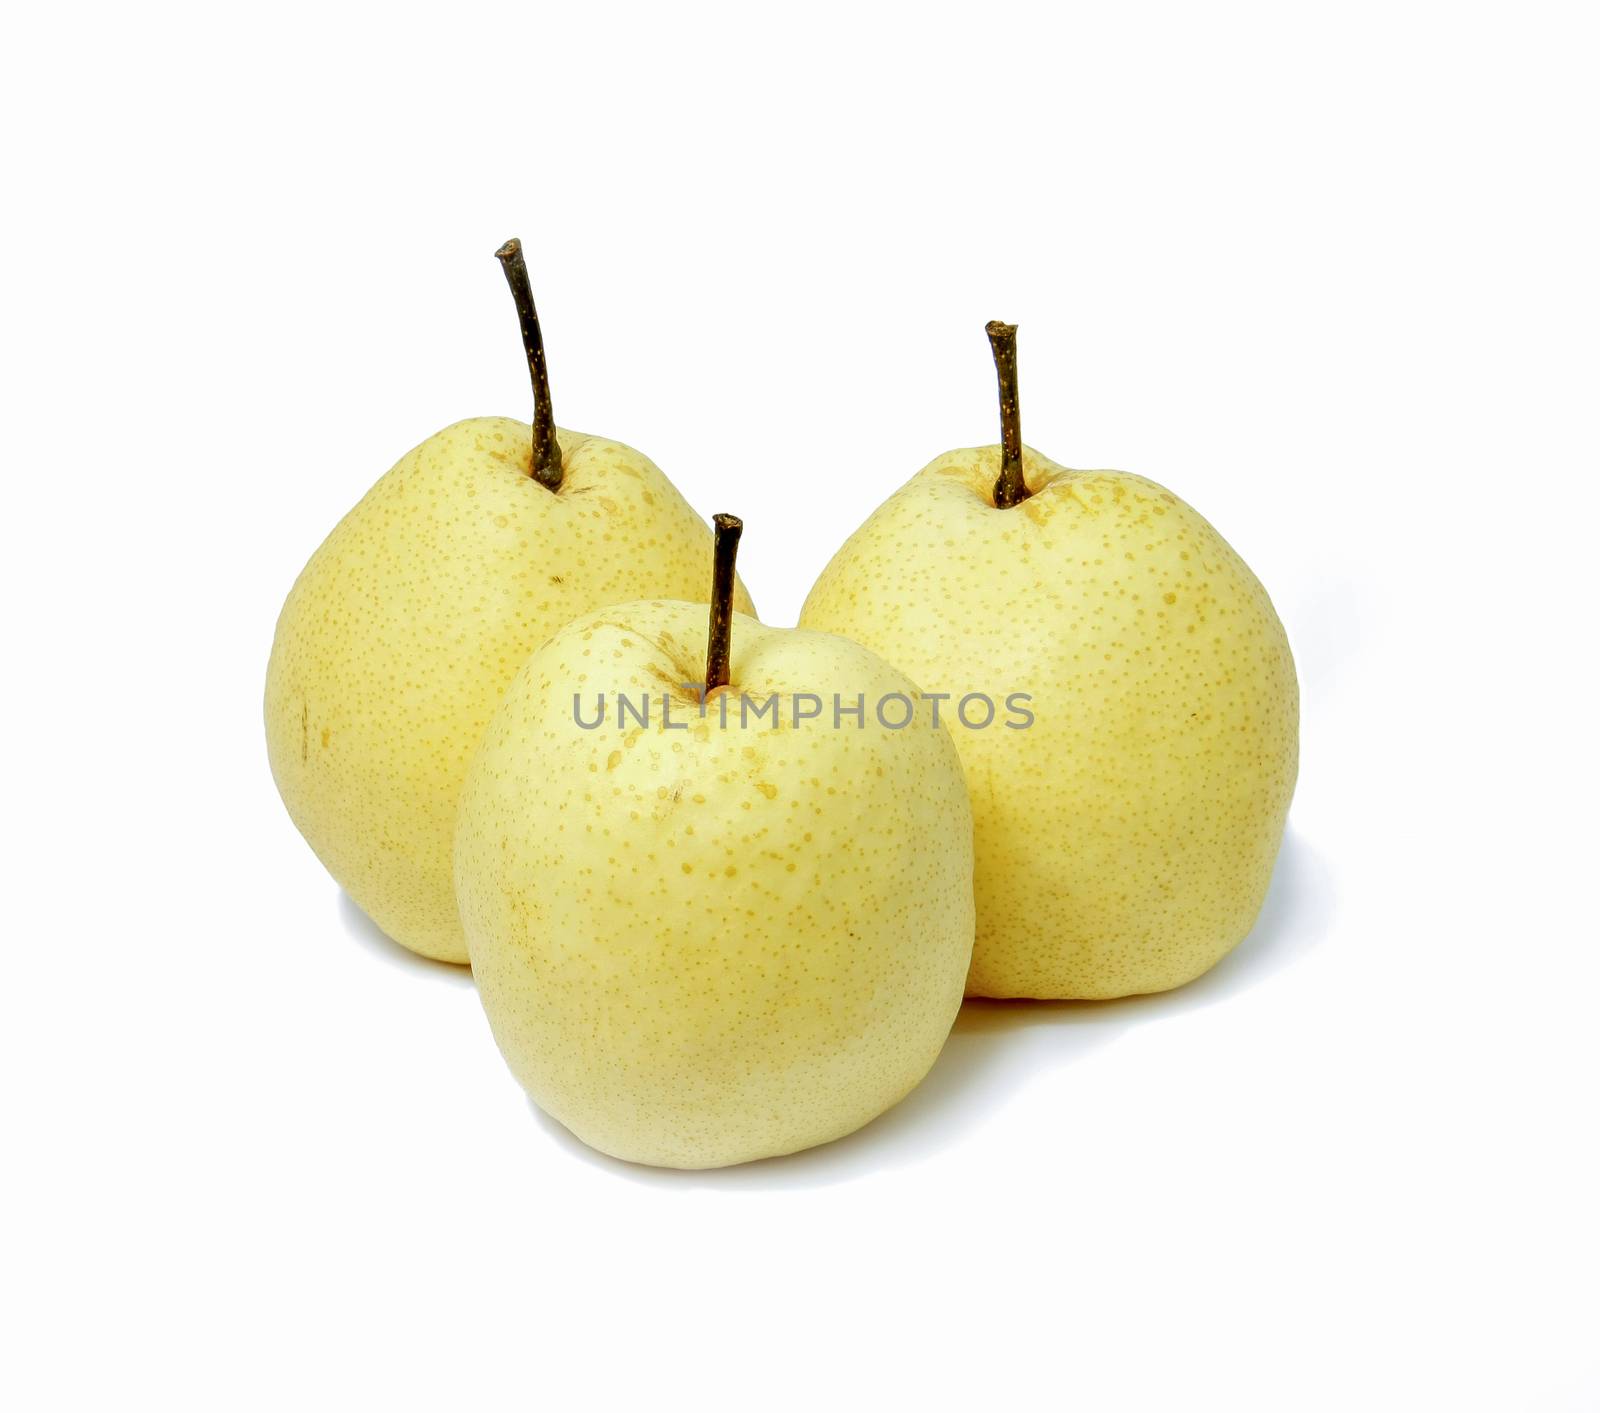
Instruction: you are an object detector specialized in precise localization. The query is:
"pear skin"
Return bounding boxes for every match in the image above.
[800,444,1297,999]
[265,420,754,963]
[455,601,975,1168]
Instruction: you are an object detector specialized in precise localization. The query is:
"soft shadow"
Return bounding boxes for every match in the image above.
[543,828,1335,1190]
[336,890,475,987]
[1072,822,1337,1023]
[528,996,1116,1191]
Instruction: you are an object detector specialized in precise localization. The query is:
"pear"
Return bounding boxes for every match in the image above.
[265,240,754,963]
[799,323,1298,999]
[455,517,975,1168]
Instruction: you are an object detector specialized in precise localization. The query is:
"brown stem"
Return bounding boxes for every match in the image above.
[705,515,743,693]
[495,238,563,491]
[986,320,1029,508]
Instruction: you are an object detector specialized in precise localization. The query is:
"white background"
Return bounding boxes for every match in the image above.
[3,3,1596,1409]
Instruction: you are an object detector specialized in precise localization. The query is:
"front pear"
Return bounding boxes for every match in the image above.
[455,518,975,1168]
[799,324,1298,999]
[265,242,753,963]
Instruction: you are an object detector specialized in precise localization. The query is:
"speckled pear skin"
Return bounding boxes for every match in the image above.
[264,418,755,964]
[799,445,1298,1000]
[454,603,974,1169]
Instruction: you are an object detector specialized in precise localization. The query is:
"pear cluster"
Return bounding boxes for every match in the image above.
[266,244,1298,1169]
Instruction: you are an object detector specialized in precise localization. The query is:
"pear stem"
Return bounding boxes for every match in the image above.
[986,320,1029,509]
[705,515,743,694]
[495,238,563,491]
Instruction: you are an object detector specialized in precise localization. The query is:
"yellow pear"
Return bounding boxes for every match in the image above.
[455,518,974,1168]
[265,241,753,963]
[800,323,1297,999]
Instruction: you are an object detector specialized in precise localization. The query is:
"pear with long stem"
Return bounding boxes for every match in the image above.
[456,515,974,1168]
[266,240,753,964]
[801,321,1298,999]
